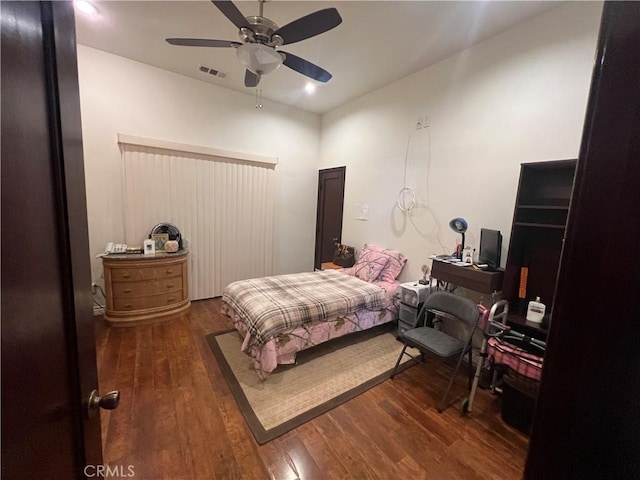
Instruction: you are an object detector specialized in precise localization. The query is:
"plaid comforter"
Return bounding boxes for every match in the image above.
[222,270,385,346]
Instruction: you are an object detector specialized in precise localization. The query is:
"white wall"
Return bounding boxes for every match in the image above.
[319,2,603,283]
[77,46,321,287]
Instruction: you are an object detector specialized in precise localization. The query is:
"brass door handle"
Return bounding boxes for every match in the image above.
[86,389,120,418]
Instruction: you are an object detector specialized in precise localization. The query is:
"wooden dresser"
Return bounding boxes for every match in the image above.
[102,250,190,326]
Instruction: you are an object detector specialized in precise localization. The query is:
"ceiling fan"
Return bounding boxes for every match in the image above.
[166,0,342,88]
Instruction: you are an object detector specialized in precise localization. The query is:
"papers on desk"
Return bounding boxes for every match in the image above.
[430,254,456,262]
[430,255,472,267]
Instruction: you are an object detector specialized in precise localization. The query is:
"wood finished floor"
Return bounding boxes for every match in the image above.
[95,298,528,479]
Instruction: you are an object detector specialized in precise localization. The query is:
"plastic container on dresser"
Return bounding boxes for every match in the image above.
[102,250,190,327]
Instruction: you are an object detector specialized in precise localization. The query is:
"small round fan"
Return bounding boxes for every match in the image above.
[150,223,183,250]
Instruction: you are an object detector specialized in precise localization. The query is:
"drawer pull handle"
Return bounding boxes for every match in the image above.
[166,269,173,274]
[124,304,133,309]
[166,284,174,289]
[167,297,175,302]
[122,273,131,279]
[123,288,131,293]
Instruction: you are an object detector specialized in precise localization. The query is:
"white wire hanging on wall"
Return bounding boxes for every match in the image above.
[396,127,432,214]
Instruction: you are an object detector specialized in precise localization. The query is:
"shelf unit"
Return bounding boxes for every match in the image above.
[397,282,430,338]
[503,160,577,330]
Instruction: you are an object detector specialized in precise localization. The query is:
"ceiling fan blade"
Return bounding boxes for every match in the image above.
[211,0,249,29]
[273,8,342,45]
[281,51,332,83]
[245,70,261,88]
[166,38,240,48]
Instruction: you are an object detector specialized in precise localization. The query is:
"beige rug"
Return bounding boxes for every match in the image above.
[207,324,416,444]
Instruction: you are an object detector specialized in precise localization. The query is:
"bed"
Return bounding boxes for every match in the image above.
[220,244,406,379]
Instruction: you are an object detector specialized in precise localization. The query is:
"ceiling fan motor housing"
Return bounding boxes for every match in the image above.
[240,16,283,46]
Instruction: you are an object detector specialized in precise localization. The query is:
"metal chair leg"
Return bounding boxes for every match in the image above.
[468,347,473,390]
[390,344,409,379]
[438,342,471,413]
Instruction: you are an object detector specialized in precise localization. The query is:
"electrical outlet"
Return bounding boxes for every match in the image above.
[416,117,424,130]
[91,282,98,294]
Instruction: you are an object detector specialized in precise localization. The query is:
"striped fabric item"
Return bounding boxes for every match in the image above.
[488,337,544,381]
[222,270,385,346]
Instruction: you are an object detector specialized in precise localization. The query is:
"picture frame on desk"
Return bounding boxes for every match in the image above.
[151,233,169,252]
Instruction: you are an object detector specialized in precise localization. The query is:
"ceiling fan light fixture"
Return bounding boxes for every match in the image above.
[236,43,283,75]
[74,0,98,16]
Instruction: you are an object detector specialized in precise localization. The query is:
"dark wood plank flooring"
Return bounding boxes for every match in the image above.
[95,298,528,479]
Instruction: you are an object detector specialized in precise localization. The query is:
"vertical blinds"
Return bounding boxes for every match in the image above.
[119,136,276,300]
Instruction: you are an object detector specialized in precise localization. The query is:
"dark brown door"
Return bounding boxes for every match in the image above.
[1,2,103,478]
[525,2,640,478]
[314,166,346,269]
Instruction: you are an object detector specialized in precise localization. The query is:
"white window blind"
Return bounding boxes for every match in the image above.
[119,135,276,300]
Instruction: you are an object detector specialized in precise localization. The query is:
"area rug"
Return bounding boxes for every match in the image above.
[206,324,416,444]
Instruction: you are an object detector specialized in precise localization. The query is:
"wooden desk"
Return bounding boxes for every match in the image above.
[431,260,504,294]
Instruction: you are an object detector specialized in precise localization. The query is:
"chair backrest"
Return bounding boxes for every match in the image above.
[424,291,479,327]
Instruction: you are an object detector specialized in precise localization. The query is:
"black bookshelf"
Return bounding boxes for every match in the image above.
[503,160,577,330]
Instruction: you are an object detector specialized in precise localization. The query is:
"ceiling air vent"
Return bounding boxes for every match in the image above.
[197,65,226,79]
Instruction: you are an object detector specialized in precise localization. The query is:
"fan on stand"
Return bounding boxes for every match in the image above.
[166,0,342,87]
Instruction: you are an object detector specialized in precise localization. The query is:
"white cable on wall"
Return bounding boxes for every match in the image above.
[395,125,448,253]
[421,128,448,253]
[396,131,417,213]
[397,186,416,213]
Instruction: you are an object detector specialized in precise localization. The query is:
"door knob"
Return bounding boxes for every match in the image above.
[86,389,120,418]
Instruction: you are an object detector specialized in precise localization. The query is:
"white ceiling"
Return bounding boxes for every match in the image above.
[75,0,564,115]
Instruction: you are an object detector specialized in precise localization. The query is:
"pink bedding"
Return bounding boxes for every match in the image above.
[221,278,400,379]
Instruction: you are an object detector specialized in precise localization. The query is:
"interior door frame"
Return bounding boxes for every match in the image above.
[525,2,640,477]
[314,166,346,270]
[48,1,104,467]
[1,1,102,477]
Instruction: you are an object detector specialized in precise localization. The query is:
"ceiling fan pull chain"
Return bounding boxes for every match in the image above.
[255,88,263,109]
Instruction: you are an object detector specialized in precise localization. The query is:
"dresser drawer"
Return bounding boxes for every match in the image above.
[399,303,418,324]
[110,263,183,282]
[112,278,182,297]
[399,283,429,307]
[113,291,185,311]
[399,302,425,327]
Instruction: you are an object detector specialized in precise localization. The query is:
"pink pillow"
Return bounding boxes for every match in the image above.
[361,244,407,282]
[352,248,389,282]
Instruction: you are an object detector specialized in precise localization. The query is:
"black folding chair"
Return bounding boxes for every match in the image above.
[390,291,480,412]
